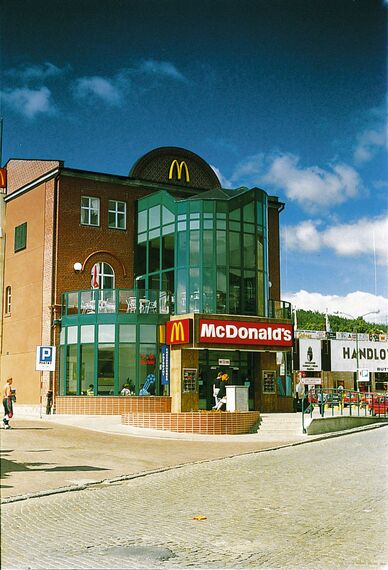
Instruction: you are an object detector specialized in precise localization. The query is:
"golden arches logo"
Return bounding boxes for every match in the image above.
[170,321,185,342]
[168,160,190,183]
[0,168,6,188]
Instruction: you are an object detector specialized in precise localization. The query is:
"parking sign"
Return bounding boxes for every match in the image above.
[36,346,56,371]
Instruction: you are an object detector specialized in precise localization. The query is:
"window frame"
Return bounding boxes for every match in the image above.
[5,286,11,315]
[81,196,100,227]
[14,222,27,252]
[108,199,127,230]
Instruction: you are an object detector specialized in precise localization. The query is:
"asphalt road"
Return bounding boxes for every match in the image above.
[2,426,387,569]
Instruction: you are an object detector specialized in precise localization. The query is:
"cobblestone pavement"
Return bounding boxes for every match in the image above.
[2,427,387,569]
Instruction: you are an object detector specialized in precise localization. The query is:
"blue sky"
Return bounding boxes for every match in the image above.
[1,0,387,323]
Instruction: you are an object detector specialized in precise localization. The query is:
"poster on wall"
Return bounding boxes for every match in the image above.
[331,340,388,372]
[299,339,322,371]
[161,345,170,385]
[182,368,197,392]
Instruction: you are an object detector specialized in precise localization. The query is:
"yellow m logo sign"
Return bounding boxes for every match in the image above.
[170,321,185,342]
[168,160,190,183]
[0,168,6,188]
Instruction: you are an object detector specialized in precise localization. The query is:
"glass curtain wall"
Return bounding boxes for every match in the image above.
[136,188,269,317]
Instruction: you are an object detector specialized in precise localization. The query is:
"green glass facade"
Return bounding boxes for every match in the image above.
[136,187,269,317]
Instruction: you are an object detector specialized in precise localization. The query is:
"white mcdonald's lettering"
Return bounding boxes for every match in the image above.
[168,160,190,182]
[200,322,292,342]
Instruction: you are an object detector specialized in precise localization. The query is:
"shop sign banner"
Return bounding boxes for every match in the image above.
[299,339,322,371]
[331,340,388,372]
[166,319,192,345]
[161,345,170,385]
[199,319,293,347]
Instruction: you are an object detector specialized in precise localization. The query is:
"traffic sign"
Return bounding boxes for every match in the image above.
[36,346,56,371]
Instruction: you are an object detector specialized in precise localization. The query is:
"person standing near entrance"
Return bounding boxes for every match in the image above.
[212,372,223,409]
[214,373,230,411]
[3,378,14,429]
[295,376,305,412]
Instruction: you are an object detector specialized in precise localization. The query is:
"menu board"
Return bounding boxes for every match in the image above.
[182,368,197,392]
[263,370,276,393]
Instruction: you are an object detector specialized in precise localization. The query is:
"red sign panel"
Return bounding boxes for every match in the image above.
[0,168,6,189]
[199,319,293,347]
[166,319,192,345]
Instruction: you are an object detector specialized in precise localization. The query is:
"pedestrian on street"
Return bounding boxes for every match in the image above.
[295,377,305,412]
[3,378,14,429]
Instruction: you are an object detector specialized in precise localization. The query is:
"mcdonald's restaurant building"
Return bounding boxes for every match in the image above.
[1,146,293,432]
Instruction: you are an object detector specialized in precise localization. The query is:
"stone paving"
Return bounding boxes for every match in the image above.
[2,427,387,569]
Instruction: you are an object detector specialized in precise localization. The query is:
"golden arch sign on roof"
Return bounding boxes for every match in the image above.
[129,146,221,190]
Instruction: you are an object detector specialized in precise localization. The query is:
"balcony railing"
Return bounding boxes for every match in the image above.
[268,299,292,320]
[61,289,173,317]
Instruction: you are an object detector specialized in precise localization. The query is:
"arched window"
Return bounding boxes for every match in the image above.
[91,263,115,290]
[5,286,11,314]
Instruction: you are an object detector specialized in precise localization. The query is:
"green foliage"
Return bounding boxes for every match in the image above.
[295,309,387,334]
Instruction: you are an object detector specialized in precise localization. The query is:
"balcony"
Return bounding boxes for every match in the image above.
[268,299,292,320]
[61,289,173,317]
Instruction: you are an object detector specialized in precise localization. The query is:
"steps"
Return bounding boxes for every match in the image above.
[257,413,307,440]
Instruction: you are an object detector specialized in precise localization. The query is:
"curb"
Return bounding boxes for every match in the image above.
[2,422,386,505]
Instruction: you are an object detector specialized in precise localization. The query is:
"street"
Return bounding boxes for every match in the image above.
[1,427,387,569]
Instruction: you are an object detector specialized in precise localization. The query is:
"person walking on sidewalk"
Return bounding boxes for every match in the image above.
[3,378,14,429]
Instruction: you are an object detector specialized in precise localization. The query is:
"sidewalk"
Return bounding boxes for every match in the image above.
[1,413,385,502]
[1,414,304,501]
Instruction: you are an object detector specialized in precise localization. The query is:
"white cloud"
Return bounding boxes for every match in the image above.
[7,62,70,82]
[284,290,388,324]
[137,59,187,82]
[283,215,388,265]
[283,220,322,252]
[73,76,122,106]
[263,154,361,213]
[210,165,233,188]
[1,86,56,118]
[354,128,386,163]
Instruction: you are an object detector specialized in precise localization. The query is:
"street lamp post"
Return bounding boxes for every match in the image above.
[333,310,380,389]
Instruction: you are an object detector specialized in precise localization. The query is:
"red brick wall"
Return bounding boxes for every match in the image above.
[55,396,172,415]
[122,411,260,434]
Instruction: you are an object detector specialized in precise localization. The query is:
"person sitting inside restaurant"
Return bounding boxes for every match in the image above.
[86,384,94,396]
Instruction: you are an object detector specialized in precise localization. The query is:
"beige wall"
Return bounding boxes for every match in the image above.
[0,191,5,378]
[2,182,49,403]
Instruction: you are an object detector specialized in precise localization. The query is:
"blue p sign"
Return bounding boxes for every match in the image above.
[36,346,56,371]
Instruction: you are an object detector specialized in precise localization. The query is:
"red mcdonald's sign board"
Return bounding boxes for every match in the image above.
[0,168,7,189]
[166,319,192,345]
[199,319,293,347]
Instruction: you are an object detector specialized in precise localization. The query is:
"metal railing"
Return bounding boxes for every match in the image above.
[300,388,388,433]
[61,289,174,317]
[268,299,292,320]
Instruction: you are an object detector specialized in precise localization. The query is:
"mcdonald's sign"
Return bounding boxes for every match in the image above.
[166,318,192,345]
[168,160,190,183]
[0,168,7,189]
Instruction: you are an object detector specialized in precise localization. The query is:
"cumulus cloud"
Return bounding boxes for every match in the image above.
[1,86,56,118]
[73,76,122,106]
[210,165,233,188]
[283,290,387,324]
[263,154,361,213]
[283,215,388,265]
[6,62,70,82]
[229,153,362,212]
[137,59,187,82]
[354,128,386,164]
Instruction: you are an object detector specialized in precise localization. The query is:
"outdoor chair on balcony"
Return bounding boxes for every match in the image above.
[126,297,137,313]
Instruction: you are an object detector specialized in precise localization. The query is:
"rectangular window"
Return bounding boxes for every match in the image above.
[14,222,27,252]
[5,286,11,314]
[81,196,100,226]
[108,200,126,229]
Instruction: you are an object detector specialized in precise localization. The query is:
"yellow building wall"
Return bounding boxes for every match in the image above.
[2,184,48,404]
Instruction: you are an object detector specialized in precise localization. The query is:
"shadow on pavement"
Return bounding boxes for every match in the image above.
[1,455,109,489]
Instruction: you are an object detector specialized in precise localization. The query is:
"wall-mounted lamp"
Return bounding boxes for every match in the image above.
[73,262,82,272]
